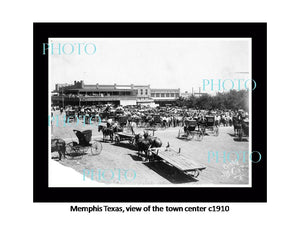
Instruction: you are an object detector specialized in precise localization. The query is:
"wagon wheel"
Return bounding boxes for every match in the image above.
[65,142,83,159]
[178,128,184,138]
[214,126,219,136]
[186,131,194,140]
[195,131,204,141]
[90,141,102,155]
[186,170,200,178]
[193,170,200,178]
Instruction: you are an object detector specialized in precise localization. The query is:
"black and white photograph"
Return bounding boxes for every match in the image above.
[49,37,252,187]
[4,0,300,223]
[33,23,266,202]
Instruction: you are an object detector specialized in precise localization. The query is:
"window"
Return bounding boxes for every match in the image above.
[175,93,179,97]
[145,89,148,95]
[151,93,155,97]
[140,89,143,95]
[166,93,170,97]
[171,93,175,97]
[161,93,165,97]
[156,93,160,97]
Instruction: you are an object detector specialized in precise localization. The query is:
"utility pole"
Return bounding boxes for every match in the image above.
[61,87,64,108]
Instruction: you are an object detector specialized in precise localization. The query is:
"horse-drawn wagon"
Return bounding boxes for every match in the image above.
[199,116,219,137]
[65,130,102,159]
[114,132,136,145]
[178,119,204,141]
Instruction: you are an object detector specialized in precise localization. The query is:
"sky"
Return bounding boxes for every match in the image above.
[49,38,250,93]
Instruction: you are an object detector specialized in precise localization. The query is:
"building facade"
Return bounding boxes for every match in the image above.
[52,81,137,106]
[55,83,72,91]
[150,88,180,105]
[52,81,180,107]
[132,85,154,106]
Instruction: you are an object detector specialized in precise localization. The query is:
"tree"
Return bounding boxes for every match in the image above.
[176,90,249,111]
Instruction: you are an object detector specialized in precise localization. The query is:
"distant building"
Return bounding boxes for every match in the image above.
[52,81,158,106]
[180,91,191,99]
[132,84,154,106]
[55,83,72,91]
[52,81,136,106]
[150,88,180,105]
[52,81,181,107]
[193,92,204,97]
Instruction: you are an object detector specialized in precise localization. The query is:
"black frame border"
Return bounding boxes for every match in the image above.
[34,23,267,202]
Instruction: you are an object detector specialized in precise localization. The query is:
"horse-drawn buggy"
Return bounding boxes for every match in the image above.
[178,119,204,141]
[198,116,219,137]
[51,129,102,160]
[65,130,102,159]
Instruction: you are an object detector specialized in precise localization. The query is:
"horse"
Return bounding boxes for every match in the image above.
[51,138,66,160]
[143,131,163,148]
[134,134,151,161]
[98,125,114,141]
[141,131,163,161]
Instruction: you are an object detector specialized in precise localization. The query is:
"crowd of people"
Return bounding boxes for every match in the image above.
[52,104,249,131]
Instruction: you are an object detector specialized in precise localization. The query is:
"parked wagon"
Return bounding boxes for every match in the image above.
[178,119,204,141]
[199,116,219,136]
[114,132,135,145]
[150,147,206,178]
[65,129,102,159]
